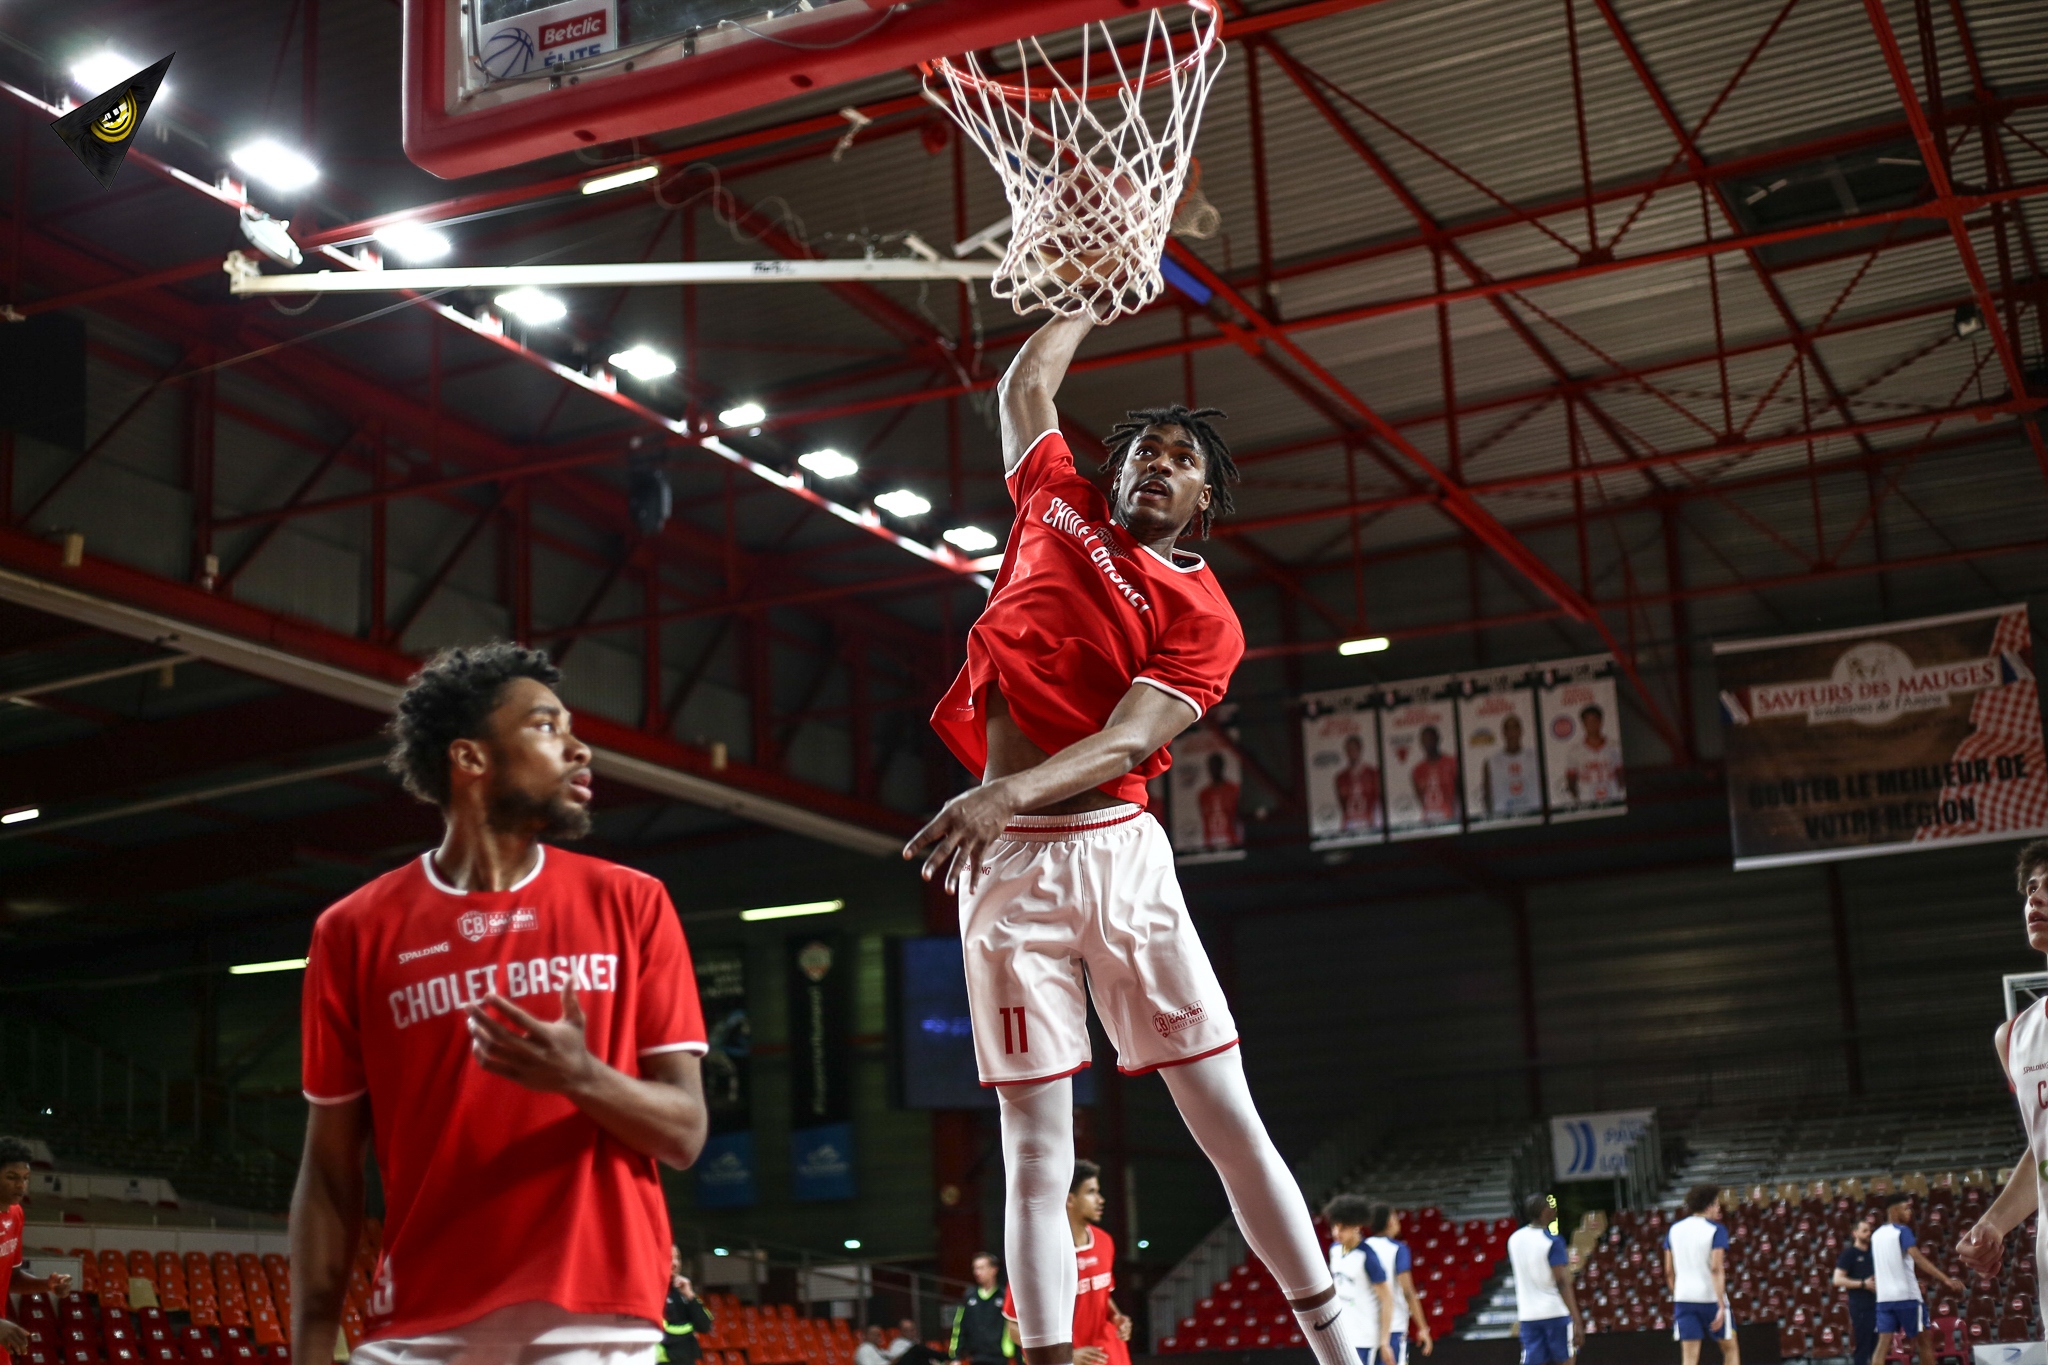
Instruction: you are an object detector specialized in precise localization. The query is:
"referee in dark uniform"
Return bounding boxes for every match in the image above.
[951,1253,1011,1365]
[1833,1215,1878,1365]
[661,1246,715,1365]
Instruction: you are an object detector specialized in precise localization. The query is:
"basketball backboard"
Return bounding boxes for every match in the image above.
[403,0,1176,179]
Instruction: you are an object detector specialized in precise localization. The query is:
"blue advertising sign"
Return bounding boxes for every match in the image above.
[791,1121,856,1202]
[695,1130,758,1208]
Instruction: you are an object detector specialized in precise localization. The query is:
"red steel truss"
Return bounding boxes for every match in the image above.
[2,0,2045,822]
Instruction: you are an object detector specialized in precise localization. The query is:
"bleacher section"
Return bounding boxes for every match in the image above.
[1577,1179,2038,1354]
[690,1295,858,1365]
[0,1099,296,1216]
[11,1238,291,1365]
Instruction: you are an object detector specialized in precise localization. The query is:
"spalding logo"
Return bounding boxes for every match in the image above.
[1154,1001,1206,1037]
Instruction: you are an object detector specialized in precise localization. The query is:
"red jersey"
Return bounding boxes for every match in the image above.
[301,846,707,1342]
[0,1203,20,1365]
[933,431,1245,807]
[1198,780,1240,849]
[1335,764,1381,831]
[1412,755,1460,823]
[1003,1226,1123,1352]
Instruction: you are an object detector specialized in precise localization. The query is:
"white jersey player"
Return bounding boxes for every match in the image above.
[1958,841,2048,1309]
[1483,713,1540,818]
[1323,1195,1392,1365]
[1663,1185,1735,1365]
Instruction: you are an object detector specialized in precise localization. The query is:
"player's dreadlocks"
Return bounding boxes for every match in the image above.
[1100,405,1238,539]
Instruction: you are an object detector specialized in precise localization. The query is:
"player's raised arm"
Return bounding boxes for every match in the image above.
[998,315,1095,475]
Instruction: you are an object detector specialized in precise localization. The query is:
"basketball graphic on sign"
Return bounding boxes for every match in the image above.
[481,26,538,78]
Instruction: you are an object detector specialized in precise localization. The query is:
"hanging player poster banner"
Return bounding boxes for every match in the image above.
[1300,686,1385,849]
[1168,709,1245,864]
[787,932,854,1198]
[1381,676,1463,839]
[1537,655,1628,822]
[1457,669,1545,832]
[1713,603,2048,869]
[694,949,751,1133]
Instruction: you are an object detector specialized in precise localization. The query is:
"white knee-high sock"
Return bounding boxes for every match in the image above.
[997,1077,1078,1351]
[1161,1050,1363,1365]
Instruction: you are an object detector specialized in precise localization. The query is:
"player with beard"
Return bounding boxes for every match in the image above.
[293,644,710,1365]
[910,315,1363,1365]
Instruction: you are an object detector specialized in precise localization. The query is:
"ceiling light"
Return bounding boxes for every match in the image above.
[1338,636,1390,656]
[943,526,998,553]
[799,449,859,480]
[719,402,766,427]
[0,808,39,826]
[582,165,660,195]
[228,958,308,976]
[71,52,149,96]
[738,899,844,922]
[1953,303,1985,339]
[374,221,451,263]
[843,1239,862,1251]
[713,1248,729,1257]
[609,345,677,380]
[228,139,319,193]
[874,489,930,519]
[495,288,566,325]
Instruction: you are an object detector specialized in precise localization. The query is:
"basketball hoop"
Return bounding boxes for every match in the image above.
[922,0,1225,323]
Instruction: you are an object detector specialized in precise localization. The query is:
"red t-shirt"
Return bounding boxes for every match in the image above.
[1336,765,1381,830]
[1412,755,1460,822]
[1003,1227,1123,1352]
[932,431,1245,806]
[0,1203,20,1365]
[1198,781,1240,848]
[301,846,708,1342]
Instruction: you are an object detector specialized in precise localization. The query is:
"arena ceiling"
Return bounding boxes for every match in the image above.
[1,0,2045,947]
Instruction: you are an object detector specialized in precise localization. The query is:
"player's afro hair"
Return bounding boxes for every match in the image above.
[1100,405,1238,540]
[386,642,563,807]
[1323,1193,1375,1227]
[1683,1183,1723,1214]
[0,1136,33,1167]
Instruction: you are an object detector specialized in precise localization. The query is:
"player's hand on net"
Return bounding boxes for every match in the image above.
[466,985,600,1094]
[1954,1221,2004,1277]
[904,781,1018,894]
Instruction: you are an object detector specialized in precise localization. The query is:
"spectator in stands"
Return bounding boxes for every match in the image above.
[1507,1194,1582,1365]
[1872,1194,1964,1365]
[1324,1195,1393,1365]
[858,1327,893,1365]
[659,1247,713,1365]
[1664,1185,1737,1365]
[1832,1215,1878,1365]
[0,1135,71,1357]
[951,1254,1010,1365]
[293,646,710,1365]
[889,1319,940,1365]
[1365,1206,1432,1362]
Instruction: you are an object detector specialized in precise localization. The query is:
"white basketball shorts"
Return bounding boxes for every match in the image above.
[959,803,1240,1085]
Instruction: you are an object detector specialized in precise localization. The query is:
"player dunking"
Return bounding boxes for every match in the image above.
[1957,840,2048,1307]
[293,645,710,1365]
[907,315,1365,1365]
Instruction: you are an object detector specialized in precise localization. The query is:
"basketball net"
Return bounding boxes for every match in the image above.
[923,1,1225,323]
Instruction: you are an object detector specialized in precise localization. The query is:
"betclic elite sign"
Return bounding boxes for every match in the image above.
[1713,604,2048,869]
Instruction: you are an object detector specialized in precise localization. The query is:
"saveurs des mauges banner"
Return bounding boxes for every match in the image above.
[1712,604,2048,869]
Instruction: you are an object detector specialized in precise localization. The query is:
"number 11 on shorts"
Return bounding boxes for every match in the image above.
[999,1005,1030,1054]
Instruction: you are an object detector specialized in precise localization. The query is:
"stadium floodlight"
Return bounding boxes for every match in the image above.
[874,489,931,519]
[719,402,766,427]
[1338,636,1390,656]
[494,288,566,325]
[71,51,148,95]
[229,139,319,192]
[609,345,677,380]
[374,221,452,263]
[228,958,308,975]
[0,807,39,825]
[738,899,844,922]
[581,165,659,195]
[942,526,998,553]
[798,449,859,480]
